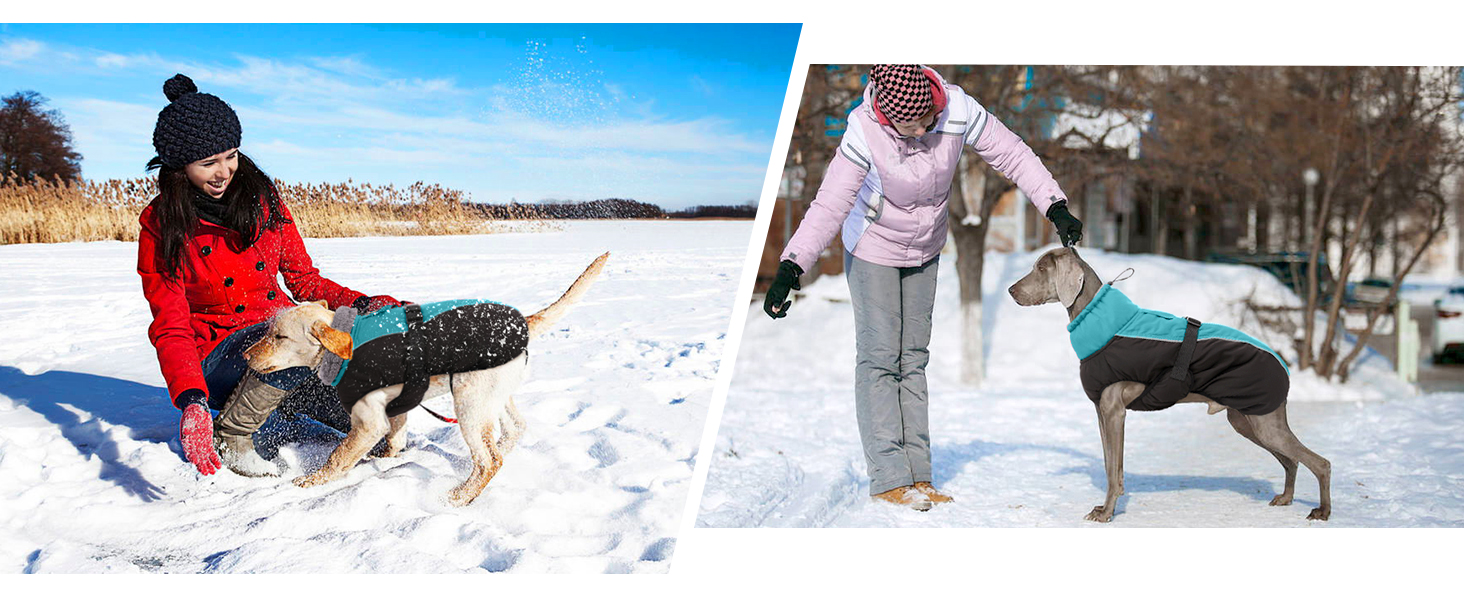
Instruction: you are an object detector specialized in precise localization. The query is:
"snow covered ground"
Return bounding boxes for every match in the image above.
[699,247,1464,528]
[0,220,749,573]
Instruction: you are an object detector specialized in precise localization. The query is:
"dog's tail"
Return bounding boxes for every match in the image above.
[526,252,610,338]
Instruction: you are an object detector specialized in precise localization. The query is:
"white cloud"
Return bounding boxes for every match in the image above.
[95,52,131,69]
[54,97,163,177]
[308,55,379,78]
[11,37,774,206]
[0,38,43,65]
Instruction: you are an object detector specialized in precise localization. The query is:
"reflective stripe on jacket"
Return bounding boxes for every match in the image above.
[781,66,1068,273]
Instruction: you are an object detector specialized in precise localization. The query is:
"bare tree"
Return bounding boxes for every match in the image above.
[0,91,82,181]
[779,64,1463,384]
[940,65,1143,384]
[1123,66,1463,380]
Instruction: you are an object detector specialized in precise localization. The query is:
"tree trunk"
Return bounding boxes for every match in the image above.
[948,157,992,386]
[1339,208,1445,381]
[1317,191,1376,377]
[1301,174,1341,371]
[1182,184,1198,260]
[1153,185,1167,256]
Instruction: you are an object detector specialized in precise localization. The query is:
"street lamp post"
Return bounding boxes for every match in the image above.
[1303,167,1320,249]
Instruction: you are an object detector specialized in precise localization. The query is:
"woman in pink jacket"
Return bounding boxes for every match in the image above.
[763,64,1083,511]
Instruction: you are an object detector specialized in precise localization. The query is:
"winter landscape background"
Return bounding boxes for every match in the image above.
[0,220,749,573]
[699,247,1464,528]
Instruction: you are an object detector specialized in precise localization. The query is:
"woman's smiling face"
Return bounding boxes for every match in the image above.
[184,148,239,198]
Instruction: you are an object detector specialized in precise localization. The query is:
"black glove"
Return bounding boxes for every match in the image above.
[352,295,406,314]
[763,260,803,319]
[1046,200,1083,247]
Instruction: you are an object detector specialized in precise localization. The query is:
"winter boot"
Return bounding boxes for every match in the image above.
[872,485,933,512]
[213,373,288,477]
[914,481,954,504]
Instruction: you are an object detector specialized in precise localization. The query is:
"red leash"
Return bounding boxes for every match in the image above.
[420,373,459,423]
[421,405,458,424]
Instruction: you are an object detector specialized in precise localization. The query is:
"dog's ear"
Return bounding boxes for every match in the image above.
[310,299,329,309]
[311,321,353,360]
[1054,250,1085,308]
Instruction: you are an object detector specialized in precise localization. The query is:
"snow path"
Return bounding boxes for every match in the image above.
[0,221,749,573]
[699,248,1463,527]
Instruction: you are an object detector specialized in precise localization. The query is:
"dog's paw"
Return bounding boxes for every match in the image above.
[293,472,331,488]
[1307,508,1330,521]
[1085,506,1114,523]
[1269,494,1294,506]
[446,487,483,507]
[370,444,403,459]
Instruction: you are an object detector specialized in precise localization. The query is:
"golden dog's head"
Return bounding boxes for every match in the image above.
[243,300,353,373]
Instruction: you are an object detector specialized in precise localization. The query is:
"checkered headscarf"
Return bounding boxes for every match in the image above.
[870,64,933,123]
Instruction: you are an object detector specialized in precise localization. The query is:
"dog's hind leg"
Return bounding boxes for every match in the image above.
[1089,382,1141,522]
[447,410,501,507]
[1247,403,1331,521]
[295,388,393,488]
[1224,408,1298,506]
[445,359,524,507]
[497,396,527,455]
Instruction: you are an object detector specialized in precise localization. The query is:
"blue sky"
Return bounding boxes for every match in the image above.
[0,24,800,209]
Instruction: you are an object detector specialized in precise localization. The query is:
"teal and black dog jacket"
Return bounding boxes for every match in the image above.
[315,299,529,417]
[1067,285,1289,415]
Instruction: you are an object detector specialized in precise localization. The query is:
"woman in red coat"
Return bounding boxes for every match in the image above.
[138,74,401,477]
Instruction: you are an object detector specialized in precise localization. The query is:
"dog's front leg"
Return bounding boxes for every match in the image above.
[1088,382,1139,522]
[382,413,409,458]
[295,390,392,488]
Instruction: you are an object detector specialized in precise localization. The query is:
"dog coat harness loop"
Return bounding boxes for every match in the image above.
[1170,317,1202,381]
[397,303,430,414]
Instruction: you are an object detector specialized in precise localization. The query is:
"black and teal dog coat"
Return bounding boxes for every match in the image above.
[1067,285,1289,415]
[315,299,529,417]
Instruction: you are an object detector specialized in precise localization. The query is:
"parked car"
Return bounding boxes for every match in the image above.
[1207,251,1335,302]
[1432,287,1464,363]
[1347,277,1396,309]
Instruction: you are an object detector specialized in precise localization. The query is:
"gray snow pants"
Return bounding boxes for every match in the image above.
[845,252,938,496]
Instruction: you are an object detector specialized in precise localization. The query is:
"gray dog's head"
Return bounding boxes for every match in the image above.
[1008,247,1088,309]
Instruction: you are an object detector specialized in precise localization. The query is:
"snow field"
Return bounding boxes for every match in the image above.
[0,220,749,573]
[699,247,1464,527]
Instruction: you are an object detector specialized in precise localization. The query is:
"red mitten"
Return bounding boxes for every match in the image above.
[180,402,221,475]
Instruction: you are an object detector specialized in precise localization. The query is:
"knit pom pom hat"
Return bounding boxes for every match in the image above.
[152,74,242,168]
[870,64,934,123]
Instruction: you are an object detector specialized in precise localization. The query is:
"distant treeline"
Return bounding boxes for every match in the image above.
[467,199,756,220]
[666,204,758,219]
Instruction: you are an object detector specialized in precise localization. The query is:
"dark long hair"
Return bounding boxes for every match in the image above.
[145,151,290,279]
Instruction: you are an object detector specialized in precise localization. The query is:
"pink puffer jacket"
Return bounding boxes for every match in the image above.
[781,67,1068,272]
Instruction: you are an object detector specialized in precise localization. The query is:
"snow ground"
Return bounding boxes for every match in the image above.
[0,220,749,573]
[699,247,1464,528]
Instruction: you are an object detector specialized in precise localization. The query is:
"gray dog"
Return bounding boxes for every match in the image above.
[1009,247,1331,523]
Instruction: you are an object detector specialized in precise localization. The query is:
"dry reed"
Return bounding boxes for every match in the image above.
[0,174,553,245]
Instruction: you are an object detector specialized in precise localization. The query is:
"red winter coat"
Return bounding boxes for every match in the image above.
[137,197,366,406]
